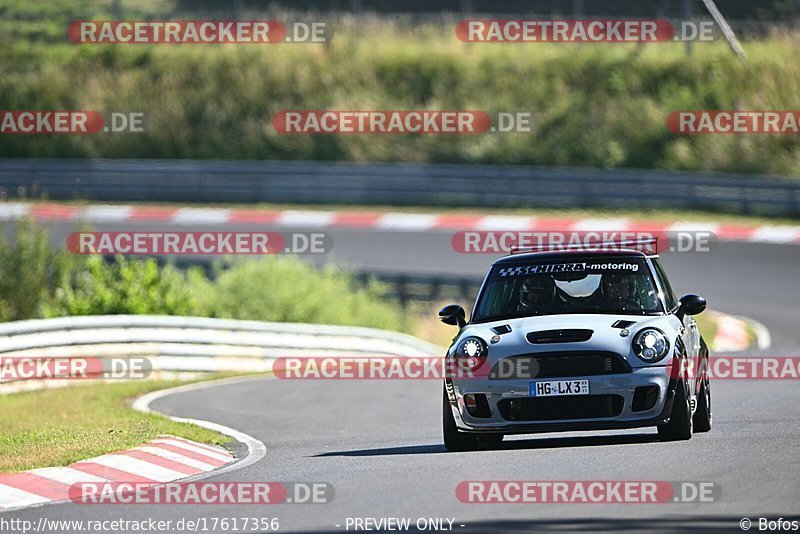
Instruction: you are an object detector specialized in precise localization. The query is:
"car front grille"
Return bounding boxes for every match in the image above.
[489,351,631,380]
[498,395,625,421]
[526,329,593,344]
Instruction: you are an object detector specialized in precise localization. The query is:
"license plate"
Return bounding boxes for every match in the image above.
[530,379,589,397]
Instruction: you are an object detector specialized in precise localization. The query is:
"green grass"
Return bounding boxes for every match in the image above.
[0,377,235,473]
[694,312,719,349]
[741,318,761,348]
[1,2,800,175]
[697,310,763,351]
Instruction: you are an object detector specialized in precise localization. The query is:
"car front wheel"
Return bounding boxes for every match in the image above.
[442,386,479,451]
[657,379,693,441]
[693,377,712,432]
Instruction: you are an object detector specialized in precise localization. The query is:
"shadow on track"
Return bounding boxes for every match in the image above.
[314,432,660,457]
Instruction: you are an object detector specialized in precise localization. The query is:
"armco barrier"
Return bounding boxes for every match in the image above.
[1,159,799,217]
[0,315,442,392]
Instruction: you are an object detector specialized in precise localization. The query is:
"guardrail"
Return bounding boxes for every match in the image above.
[2,159,799,218]
[0,315,442,393]
[353,271,482,307]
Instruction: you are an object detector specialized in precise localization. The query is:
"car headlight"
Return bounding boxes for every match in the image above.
[454,336,488,371]
[632,328,670,363]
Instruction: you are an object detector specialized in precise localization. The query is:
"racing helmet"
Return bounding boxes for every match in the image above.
[601,272,639,302]
[519,276,557,310]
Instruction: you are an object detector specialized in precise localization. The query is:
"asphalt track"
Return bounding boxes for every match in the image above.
[7,224,800,532]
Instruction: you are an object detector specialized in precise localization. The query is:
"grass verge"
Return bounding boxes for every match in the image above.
[0,375,239,473]
[694,312,720,350]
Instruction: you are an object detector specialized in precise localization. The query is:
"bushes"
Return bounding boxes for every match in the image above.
[194,259,406,329]
[0,221,405,331]
[46,256,199,317]
[0,220,69,321]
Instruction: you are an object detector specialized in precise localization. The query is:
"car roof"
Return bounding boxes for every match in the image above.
[492,248,653,266]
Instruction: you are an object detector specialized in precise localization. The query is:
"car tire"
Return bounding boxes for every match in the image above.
[442,386,478,452]
[693,377,712,433]
[657,379,693,441]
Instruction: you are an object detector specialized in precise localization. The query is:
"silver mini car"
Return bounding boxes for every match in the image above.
[440,247,711,451]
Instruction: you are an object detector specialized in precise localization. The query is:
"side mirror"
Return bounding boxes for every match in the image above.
[438,304,467,328]
[677,294,707,319]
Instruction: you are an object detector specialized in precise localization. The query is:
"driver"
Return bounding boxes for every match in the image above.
[518,276,559,314]
[599,272,641,310]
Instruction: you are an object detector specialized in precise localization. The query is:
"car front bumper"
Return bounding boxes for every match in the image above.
[446,365,676,434]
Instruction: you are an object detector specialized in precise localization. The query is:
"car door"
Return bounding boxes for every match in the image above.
[651,259,699,396]
[685,311,702,396]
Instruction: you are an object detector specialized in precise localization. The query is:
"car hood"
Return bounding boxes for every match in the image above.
[457,313,680,368]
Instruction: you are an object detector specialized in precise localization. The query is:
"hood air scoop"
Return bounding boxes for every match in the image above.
[526,329,593,344]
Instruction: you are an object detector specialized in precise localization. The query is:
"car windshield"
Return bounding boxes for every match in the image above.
[472,257,663,322]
